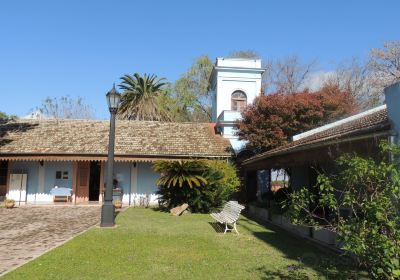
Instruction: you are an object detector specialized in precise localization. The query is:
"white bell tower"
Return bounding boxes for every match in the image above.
[209,57,265,153]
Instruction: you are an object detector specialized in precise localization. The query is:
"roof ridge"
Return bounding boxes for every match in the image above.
[292,104,387,141]
[14,118,215,125]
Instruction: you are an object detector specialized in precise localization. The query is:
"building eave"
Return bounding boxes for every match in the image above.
[243,127,392,166]
[0,152,232,162]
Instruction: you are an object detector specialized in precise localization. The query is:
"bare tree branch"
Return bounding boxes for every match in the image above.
[262,55,318,94]
[37,96,94,119]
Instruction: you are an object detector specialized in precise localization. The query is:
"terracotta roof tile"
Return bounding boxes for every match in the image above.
[0,119,232,158]
[244,106,390,164]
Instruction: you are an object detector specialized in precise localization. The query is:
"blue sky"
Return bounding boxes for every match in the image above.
[0,0,399,119]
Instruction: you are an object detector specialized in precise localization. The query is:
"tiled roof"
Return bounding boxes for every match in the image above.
[243,105,391,165]
[0,119,232,159]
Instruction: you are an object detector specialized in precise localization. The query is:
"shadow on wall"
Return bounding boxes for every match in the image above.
[0,121,38,147]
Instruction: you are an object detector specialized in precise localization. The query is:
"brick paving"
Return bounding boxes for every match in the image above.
[0,206,100,276]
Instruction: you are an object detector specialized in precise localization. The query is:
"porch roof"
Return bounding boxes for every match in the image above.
[243,105,391,168]
[0,119,232,161]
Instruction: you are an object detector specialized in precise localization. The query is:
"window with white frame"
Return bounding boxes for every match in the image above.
[56,171,69,180]
[231,90,247,112]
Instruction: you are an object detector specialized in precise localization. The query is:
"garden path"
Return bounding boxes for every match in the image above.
[0,206,100,276]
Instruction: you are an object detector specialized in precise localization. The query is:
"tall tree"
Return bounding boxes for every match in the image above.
[174,51,260,122]
[236,85,357,152]
[322,58,377,109]
[368,41,400,91]
[263,55,317,94]
[118,73,170,121]
[0,111,17,120]
[174,55,214,122]
[321,41,400,109]
[37,96,94,119]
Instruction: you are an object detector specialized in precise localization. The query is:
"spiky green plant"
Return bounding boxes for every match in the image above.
[154,160,240,213]
[154,160,208,189]
[118,73,170,121]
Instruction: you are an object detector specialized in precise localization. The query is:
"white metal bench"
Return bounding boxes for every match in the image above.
[210,201,245,234]
[50,187,72,203]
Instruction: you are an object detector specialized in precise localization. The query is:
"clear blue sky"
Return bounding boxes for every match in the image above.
[0,0,399,119]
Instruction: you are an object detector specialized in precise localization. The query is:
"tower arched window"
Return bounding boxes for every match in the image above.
[231,90,247,112]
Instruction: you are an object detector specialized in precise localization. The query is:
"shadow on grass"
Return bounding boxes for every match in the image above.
[114,209,123,218]
[254,264,362,280]
[150,206,169,213]
[240,214,361,279]
[208,222,225,233]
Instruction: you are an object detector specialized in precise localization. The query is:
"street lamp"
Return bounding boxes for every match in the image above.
[101,84,121,227]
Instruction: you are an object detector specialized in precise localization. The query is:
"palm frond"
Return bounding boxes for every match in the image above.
[117,73,170,121]
[153,160,208,188]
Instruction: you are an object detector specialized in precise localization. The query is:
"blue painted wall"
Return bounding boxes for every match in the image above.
[11,161,39,195]
[105,162,159,195]
[137,163,159,194]
[11,161,161,197]
[44,161,73,192]
[113,162,131,194]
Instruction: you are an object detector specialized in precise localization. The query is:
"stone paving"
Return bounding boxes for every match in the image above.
[0,205,100,276]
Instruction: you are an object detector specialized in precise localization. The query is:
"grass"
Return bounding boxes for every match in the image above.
[3,208,361,280]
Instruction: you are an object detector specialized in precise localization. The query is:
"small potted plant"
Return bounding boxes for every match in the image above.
[113,199,122,209]
[4,199,15,209]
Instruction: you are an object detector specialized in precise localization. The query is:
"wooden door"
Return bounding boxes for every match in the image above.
[0,161,8,197]
[75,162,90,202]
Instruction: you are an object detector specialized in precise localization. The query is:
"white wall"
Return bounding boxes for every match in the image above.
[211,58,264,121]
[215,57,262,68]
[120,162,160,206]
[211,58,264,153]
[384,82,400,142]
[216,77,259,118]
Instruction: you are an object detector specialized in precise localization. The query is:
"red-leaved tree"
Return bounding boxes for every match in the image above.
[236,84,357,152]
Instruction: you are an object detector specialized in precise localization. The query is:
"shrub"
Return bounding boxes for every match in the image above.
[287,141,400,279]
[4,198,15,209]
[154,160,240,213]
[271,187,292,214]
[154,160,208,188]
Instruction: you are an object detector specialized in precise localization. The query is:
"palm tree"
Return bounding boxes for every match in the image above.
[118,73,170,121]
[153,160,208,188]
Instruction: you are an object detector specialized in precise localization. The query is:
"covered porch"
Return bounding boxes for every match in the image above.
[243,135,390,202]
[0,155,161,206]
[239,103,393,247]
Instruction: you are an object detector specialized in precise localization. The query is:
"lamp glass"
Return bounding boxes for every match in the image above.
[106,86,121,111]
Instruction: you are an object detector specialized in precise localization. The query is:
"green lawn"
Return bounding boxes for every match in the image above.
[3,208,360,280]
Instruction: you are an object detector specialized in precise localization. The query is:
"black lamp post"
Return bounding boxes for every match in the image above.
[101,84,121,227]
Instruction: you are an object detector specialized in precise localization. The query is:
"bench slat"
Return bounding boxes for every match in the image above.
[210,201,244,224]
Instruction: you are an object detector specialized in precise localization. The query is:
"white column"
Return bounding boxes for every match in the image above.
[38,162,45,193]
[32,162,47,203]
[130,163,138,205]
